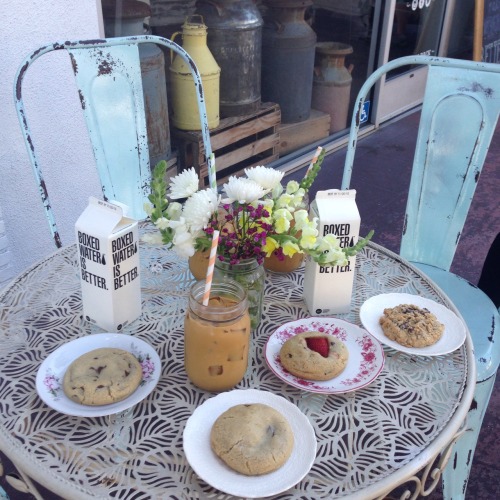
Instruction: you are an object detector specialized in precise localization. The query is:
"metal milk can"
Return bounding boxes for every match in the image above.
[195,0,263,118]
[170,16,221,130]
[312,42,353,133]
[102,0,172,165]
[261,0,316,123]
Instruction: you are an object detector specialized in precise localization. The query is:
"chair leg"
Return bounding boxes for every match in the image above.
[441,373,497,499]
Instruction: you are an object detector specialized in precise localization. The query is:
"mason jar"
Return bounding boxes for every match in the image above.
[214,258,266,329]
[184,279,251,391]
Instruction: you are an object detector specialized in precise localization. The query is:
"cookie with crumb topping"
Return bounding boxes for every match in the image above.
[379,303,444,348]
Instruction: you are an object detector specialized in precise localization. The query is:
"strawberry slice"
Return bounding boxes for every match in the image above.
[305,337,329,358]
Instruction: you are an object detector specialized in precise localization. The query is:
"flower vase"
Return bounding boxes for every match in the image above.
[264,251,304,273]
[214,258,266,329]
[188,250,210,281]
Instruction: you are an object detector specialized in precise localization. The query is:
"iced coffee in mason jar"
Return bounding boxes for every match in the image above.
[184,279,251,391]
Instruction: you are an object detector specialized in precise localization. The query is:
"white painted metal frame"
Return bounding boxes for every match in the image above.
[14,35,213,247]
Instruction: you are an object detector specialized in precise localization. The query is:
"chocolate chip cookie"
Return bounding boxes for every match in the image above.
[210,403,294,476]
[63,347,143,405]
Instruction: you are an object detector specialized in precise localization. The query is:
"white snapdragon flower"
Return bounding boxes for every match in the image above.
[286,180,300,195]
[222,176,269,204]
[271,182,284,200]
[316,234,348,266]
[155,217,170,231]
[275,193,294,209]
[168,219,196,257]
[168,168,199,199]
[143,203,154,216]
[245,165,284,190]
[182,188,219,232]
[142,232,164,245]
[166,202,182,221]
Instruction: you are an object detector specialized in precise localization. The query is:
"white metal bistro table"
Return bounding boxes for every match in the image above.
[0,236,475,499]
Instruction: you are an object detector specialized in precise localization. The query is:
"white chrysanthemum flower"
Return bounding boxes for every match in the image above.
[168,168,199,199]
[222,176,269,204]
[142,232,164,245]
[166,202,183,221]
[245,165,284,190]
[183,188,219,232]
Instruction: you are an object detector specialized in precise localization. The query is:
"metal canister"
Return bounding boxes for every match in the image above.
[312,42,353,133]
[170,16,221,130]
[261,0,316,123]
[195,0,263,118]
[102,0,171,164]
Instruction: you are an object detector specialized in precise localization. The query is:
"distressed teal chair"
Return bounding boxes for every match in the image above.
[342,55,500,499]
[14,35,213,247]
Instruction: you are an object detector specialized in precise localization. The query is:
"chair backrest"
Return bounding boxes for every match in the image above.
[342,55,500,271]
[14,35,213,248]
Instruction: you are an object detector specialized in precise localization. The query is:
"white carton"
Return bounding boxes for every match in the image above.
[303,189,360,315]
[75,197,141,331]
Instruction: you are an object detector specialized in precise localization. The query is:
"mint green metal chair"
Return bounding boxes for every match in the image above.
[14,35,213,247]
[342,55,500,499]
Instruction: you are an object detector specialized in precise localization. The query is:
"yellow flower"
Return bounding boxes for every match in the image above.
[273,208,293,234]
[282,240,301,257]
[263,237,280,257]
[300,233,317,250]
[275,193,294,209]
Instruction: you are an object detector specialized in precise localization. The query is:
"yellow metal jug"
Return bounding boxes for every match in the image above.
[170,15,220,130]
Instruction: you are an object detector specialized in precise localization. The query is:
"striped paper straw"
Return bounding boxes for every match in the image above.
[202,230,220,306]
[208,153,217,191]
[304,146,323,176]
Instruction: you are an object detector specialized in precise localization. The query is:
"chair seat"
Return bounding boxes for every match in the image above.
[413,262,500,382]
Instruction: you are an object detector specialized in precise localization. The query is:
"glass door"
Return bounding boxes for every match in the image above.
[373,0,460,124]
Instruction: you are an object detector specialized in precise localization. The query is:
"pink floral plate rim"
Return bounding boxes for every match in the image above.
[35,333,161,417]
[265,317,385,394]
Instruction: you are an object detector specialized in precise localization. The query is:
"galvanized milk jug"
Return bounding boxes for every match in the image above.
[261,0,316,123]
[170,15,221,130]
[195,0,263,118]
[101,0,171,164]
[312,42,353,133]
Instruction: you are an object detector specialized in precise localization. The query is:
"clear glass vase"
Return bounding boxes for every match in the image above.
[214,258,265,329]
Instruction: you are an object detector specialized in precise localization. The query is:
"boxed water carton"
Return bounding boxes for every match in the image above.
[75,197,141,331]
[303,189,360,315]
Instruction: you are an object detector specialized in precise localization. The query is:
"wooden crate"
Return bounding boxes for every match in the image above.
[279,109,331,156]
[171,102,280,186]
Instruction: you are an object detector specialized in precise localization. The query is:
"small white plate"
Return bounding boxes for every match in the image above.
[265,317,385,394]
[359,293,467,356]
[36,333,161,417]
[183,389,316,498]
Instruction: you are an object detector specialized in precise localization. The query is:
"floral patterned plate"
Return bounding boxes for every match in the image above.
[265,317,385,394]
[35,333,161,417]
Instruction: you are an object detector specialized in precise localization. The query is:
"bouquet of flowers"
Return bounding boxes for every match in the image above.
[143,156,373,267]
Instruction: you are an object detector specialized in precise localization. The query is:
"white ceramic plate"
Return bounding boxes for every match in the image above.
[265,317,385,394]
[359,293,467,356]
[36,333,161,417]
[183,389,316,498]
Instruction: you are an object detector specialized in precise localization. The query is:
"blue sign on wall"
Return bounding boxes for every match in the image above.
[360,100,370,124]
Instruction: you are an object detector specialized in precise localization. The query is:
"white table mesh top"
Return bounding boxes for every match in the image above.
[0,237,472,499]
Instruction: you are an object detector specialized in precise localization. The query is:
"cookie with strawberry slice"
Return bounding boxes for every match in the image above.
[279,331,349,381]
